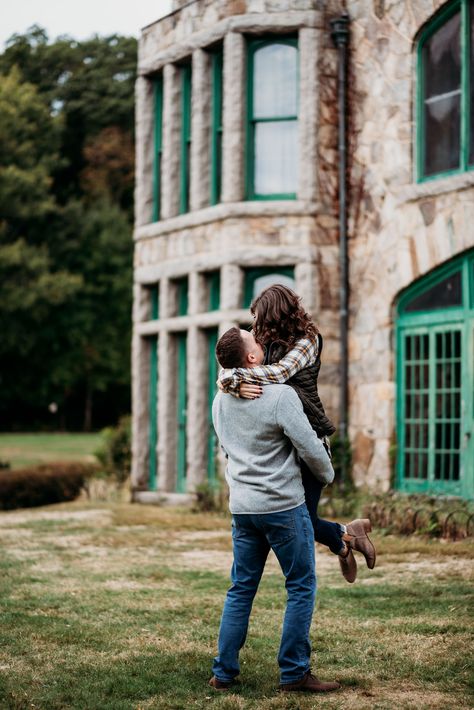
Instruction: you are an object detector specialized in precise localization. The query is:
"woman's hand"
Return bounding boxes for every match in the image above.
[239,383,263,399]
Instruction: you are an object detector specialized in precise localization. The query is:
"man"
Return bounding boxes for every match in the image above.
[209,327,341,694]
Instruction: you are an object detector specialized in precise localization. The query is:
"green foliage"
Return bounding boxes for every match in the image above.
[0,461,95,510]
[193,481,229,513]
[0,27,137,430]
[362,491,474,540]
[95,416,131,485]
[0,66,61,229]
[0,26,137,211]
[328,434,353,494]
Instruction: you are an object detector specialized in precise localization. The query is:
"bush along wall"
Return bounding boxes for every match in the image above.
[0,462,97,510]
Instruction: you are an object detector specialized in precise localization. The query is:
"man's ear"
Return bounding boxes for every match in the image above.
[247,352,258,364]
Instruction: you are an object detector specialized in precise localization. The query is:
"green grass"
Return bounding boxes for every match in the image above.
[0,502,472,709]
[0,433,101,469]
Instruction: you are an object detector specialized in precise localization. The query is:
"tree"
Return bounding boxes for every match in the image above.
[0,66,60,239]
[0,27,137,211]
[0,28,137,430]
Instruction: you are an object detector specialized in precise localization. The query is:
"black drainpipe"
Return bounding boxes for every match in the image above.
[330,13,350,487]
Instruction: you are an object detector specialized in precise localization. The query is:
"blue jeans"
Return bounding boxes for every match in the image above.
[212,503,316,685]
[301,462,346,555]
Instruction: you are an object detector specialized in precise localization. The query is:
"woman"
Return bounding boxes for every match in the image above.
[218,284,375,583]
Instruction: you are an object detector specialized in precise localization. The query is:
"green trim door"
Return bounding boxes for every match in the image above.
[206,328,219,486]
[176,333,188,492]
[148,336,158,490]
[396,250,474,499]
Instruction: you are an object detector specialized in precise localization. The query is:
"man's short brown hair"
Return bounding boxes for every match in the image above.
[215,327,246,368]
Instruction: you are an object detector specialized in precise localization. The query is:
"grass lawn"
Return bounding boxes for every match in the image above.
[0,433,102,469]
[0,502,472,710]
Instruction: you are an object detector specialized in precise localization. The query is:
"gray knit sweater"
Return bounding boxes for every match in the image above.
[212,384,334,514]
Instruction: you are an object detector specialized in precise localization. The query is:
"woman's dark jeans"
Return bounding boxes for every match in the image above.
[301,461,345,555]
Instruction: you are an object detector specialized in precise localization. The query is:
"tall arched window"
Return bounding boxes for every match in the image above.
[246,38,299,199]
[396,250,474,499]
[417,1,473,180]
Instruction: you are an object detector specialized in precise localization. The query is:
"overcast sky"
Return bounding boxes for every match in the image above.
[2,0,173,50]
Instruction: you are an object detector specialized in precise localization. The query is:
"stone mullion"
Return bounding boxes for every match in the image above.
[298,28,319,202]
[295,262,319,314]
[190,49,211,211]
[220,264,244,310]
[188,271,205,316]
[161,64,182,219]
[135,77,154,227]
[186,326,208,491]
[157,331,177,491]
[131,332,150,490]
[222,32,245,203]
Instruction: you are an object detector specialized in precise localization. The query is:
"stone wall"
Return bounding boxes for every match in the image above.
[133,0,474,496]
[346,0,474,488]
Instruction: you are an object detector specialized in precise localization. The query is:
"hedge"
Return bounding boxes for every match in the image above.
[0,462,97,511]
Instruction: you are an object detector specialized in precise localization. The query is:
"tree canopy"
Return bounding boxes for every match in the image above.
[0,27,137,430]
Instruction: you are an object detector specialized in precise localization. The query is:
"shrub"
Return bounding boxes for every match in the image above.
[192,480,229,514]
[330,434,353,489]
[95,416,131,485]
[0,462,96,510]
[362,491,474,540]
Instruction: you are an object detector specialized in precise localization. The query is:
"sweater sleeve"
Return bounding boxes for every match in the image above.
[218,336,319,392]
[276,387,334,485]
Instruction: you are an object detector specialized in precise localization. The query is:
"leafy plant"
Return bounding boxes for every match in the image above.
[95,416,131,485]
[0,461,96,510]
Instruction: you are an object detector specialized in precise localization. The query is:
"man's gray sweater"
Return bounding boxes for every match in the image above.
[212,384,335,514]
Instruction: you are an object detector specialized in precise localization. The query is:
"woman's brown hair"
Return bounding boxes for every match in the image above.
[251,284,318,347]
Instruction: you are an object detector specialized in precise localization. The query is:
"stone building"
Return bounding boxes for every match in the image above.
[132,0,474,503]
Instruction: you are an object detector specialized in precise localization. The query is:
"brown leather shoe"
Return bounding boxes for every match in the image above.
[280,670,341,693]
[338,543,357,583]
[208,676,240,692]
[345,518,376,569]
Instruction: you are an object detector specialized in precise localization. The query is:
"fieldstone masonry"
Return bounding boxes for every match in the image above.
[132,0,474,500]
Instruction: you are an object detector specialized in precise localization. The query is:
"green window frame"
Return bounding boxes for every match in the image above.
[173,276,188,316]
[416,0,473,181]
[243,266,295,308]
[205,270,220,311]
[396,250,474,500]
[246,37,299,200]
[152,77,163,221]
[206,327,219,487]
[176,332,188,493]
[148,336,158,490]
[210,48,223,205]
[180,63,192,214]
[150,285,159,320]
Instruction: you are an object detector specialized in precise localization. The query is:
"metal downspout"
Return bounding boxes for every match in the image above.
[330,14,350,487]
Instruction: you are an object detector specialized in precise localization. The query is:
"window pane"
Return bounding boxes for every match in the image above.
[424,93,461,174]
[253,43,297,118]
[422,11,461,175]
[254,121,298,195]
[252,273,296,301]
[405,270,462,312]
[423,12,461,99]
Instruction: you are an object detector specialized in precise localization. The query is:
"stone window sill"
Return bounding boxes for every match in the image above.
[395,171,474,205]
[134,200,320,241]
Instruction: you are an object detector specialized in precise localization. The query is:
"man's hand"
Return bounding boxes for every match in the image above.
[239,383,263,399]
